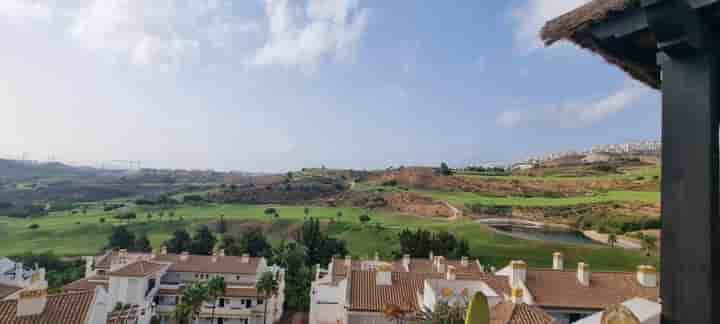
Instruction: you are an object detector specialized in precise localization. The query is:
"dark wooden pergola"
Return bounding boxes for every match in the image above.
[541,0,719,323]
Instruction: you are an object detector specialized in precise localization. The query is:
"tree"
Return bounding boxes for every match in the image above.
[607,233,618,248]
[174,281,208,324]
[206,276,226,323]
[219,236,243,256]
[165,229,192,254]
[439,162,453,176]
[108,226,135,250]
[303,207,310,219]
[336,211,343,221]
[359,214,371,225]
[417,300,467,324]
[240,230,273,258]
[134,233,152,252]
[297,218,347,267]
[216,215,227,234]
[146,213,152,221]
[190,225,217,255]
[276,242,312,311]
[641,233,658,257]
[256,271,279,324]
[158,211,165,222]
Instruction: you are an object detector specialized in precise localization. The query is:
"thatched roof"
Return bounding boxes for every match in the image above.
[540,0,661,89]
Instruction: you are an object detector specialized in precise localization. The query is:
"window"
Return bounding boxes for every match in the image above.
[219,298,225,307]
[236,275,240,281]
[258,299,264,305]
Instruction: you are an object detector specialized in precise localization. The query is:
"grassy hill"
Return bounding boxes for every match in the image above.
[0,198,657,271]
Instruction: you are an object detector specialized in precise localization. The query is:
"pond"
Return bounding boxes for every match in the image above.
[489,224,598,245]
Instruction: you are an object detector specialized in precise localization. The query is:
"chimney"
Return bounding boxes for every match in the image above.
[241,254,250,263]
[511,287,524,304]
[376,266,392,286]
[180,251,190,262]
[446,265,456,281]
[460,256,469,267]
[15,262,24,285]
[490,266,497,273]
[211,251,218,263]
[429,251,434,261]
[161,246,168,255]
[219,249,226,257]
[509,260,527,288]
[84,257,94,277]
[402,254,411,271]
[636,265,658,288]
[119,249,128,258]
[374,251,380,261]
[434,256,446,273]
[577,263,591,286]
[151,249,158,259]
[16,269,48,317]
[552,252,564,271]
[344,255,352,267]
[476,260,484,273]
[315,264,322,281]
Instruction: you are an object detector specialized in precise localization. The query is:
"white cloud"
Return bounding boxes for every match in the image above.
[68,0,241,66]
[0,0,52,20]
[248,0,369,68]
[509,0,586,53]
[496,80,651,128]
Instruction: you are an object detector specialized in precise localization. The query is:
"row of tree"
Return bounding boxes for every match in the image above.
[397,228,470,259]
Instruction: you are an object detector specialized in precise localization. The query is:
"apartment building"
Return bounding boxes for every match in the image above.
[309,253,659,324]
[64,247,286,324]
[0,262,114,324]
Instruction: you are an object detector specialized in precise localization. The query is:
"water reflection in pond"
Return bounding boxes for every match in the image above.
[489,224,598,245]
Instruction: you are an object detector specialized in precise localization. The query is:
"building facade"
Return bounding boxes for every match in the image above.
[309,253,659,324]
[65,248,286,324]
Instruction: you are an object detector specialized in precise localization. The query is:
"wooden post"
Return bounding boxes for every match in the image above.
[660,49,720,324]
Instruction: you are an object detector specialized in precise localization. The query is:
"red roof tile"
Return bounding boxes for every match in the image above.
[0,290,96,324]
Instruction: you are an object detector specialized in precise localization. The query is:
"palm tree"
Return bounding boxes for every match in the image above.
[256,271,279,324]
[174,282,208,324]
[607,233,618,248]
[206,276,226,324]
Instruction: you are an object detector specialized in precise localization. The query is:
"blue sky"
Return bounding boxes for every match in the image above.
[0,0,661,172]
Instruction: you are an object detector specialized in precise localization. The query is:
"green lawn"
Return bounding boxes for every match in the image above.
[417,189,660,207]
[0,201,657,271]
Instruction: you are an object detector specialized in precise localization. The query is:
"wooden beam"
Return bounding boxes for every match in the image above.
[590,8,649,40]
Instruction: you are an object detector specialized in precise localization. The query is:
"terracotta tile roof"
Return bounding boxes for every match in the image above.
[0,283,22,299]
[108,261,169,277]
[491,302,557,324]
[348,271,427,312]
[94,251,151,270]
[0,290,96,324]
[107,304,140,324]
[63,275,108,292]
[153,253,262,275]
[331,257,484,282]
[525,269,659,310]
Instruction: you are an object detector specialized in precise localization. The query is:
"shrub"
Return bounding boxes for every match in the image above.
[381,180,398,187]
[99,218,106,223]
[28,223,39,230]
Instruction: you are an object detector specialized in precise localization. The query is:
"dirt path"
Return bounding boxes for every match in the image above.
[583,230,642,250]
[443,201,462,221]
